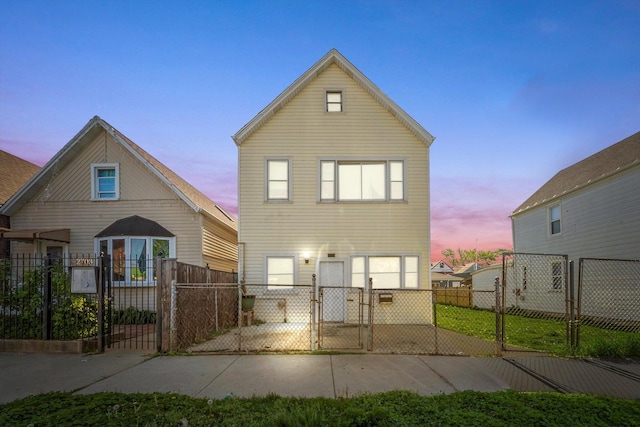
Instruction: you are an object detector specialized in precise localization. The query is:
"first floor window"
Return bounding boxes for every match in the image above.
[92,163,119,200]
[351,255,419,289]
[97,236,174,285]
[551,261,563,290]
[266,256,295,290]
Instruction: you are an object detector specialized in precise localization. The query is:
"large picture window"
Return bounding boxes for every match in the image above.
[97,236,174,285]
[320,160,404,202]
[350,255,419,289]
[91,163,119,200]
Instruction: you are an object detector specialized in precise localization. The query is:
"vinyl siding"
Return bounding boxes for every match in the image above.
[8,130,232,267]
[239,64,430,286]
[512,166,640,261]
[202,215,238,273]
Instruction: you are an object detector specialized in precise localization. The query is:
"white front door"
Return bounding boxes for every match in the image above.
[319,260,345,322]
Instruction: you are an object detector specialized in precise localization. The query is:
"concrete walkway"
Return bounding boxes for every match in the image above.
[1,351,639,404]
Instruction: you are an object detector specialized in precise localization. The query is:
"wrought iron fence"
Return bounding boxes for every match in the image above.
[0,253,160,351]
[0,254,99,346]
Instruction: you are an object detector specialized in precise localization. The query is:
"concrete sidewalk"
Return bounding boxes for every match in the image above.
[1,352,639,404]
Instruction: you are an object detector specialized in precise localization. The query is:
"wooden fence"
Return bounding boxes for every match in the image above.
[156,258,238,352]
[433,284,473,308]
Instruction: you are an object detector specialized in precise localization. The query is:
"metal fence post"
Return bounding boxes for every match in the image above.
[433,290,438,354]
[42,256,52,340]
[237,283,243,352]
[97,253,105,353]
[311,274,317,351]
[155,256,163,353]
[568,259,576,350]
[367,278,373,351]
[494,276,501,356]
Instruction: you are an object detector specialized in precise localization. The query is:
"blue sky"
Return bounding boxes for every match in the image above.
[1,0,639,259]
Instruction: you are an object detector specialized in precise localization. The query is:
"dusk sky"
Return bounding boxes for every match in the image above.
[1,1,639,261]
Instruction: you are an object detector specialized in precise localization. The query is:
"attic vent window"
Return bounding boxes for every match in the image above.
[326,90,343,112]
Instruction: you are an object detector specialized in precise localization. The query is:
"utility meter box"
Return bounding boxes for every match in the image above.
[71,266,98,293]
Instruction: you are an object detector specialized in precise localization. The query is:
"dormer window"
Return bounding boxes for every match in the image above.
[91,163,119,200]
[326,90,343,112]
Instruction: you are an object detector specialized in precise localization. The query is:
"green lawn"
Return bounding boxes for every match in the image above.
[435,304,640,357]
[1,390,638,426]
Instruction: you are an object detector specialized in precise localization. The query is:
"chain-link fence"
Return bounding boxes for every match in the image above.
[183,284,314,353]
[577,258,640,348]
[175,281,503,356]
[499,253,570,352]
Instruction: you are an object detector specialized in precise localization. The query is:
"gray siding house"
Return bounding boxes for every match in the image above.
[510,131,640,262]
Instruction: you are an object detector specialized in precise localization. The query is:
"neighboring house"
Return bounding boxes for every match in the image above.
[431,272,463,288]
[470,264,502,309]
[0,116,238,276]
[453,262,480,282]
[233,49,435,323]
[0,150,40,257]
[430,260,454,274]
[511,131,640,262]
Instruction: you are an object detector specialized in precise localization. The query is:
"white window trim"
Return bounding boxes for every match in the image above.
[94,236,176,287]
[548,203,562,236]
[318,158,406,203]
[265,158,292,202]
[264,254,298,291]
[325,89,344,113]
[91,163,120,201]
[350,254,420,289]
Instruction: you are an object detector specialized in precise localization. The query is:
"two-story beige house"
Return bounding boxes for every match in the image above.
[1,116,238,275]
[233,49,434,322]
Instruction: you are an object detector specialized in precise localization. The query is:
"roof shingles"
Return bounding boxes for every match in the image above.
[512,131,640,215]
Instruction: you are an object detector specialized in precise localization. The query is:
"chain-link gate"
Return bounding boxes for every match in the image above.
[317,286,364,350]
[499,253,570,354]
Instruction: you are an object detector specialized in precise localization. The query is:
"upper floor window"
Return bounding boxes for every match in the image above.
[266,159,291,201]
[326,90,343,112]
[92,163,119,200]
[549,204,561,235]
[320,160,405,202]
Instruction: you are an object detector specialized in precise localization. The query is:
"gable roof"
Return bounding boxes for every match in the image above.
[512,131,640,215]
[1,116,236,231]
[0,150,40,204]
[232,48,435,147]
